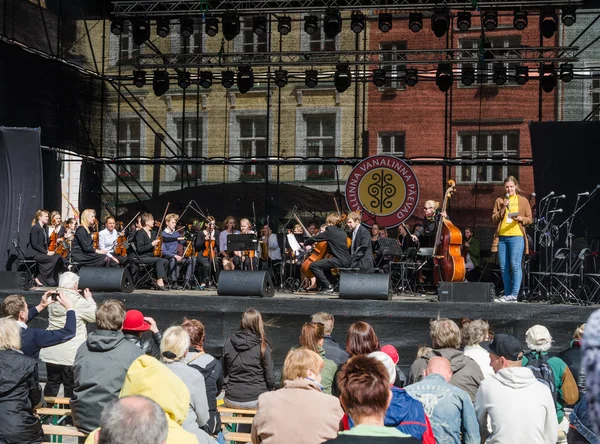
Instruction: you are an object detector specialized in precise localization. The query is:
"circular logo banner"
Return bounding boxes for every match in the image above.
[345,155,420,228]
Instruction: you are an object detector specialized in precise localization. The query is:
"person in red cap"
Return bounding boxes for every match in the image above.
[122,309,162,360]
[381,344,407,388]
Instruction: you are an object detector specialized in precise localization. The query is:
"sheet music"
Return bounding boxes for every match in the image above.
[287,233,302,252]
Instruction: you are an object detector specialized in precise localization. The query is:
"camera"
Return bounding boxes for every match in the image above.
[47,291,59,301]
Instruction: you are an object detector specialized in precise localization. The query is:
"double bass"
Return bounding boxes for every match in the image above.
[432,180,466,283]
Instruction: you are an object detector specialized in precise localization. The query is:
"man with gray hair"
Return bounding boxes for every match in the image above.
[96,396,168,444]
[311,312,348,366]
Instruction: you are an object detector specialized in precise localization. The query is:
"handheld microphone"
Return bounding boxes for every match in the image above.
[505,193,510,211]
[548,209,563,214]
[578,191,590,197]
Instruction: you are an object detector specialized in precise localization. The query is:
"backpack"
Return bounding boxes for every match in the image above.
[525,352,558,402]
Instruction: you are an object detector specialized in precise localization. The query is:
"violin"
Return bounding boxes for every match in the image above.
[154,203,170,257]
[49,231,58,251]
[92,222,99,249]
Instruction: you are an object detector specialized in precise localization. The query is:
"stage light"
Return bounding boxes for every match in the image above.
[153,70,169,97]
[515,65,529,85]
[221,70,234,88]
[305,69,318,88]
[156,18,170,38]
[199,71,213,89]
[540,8,558,38]
[177,71,191,89]
[405,68,418,87]
[351,11,365,34]
[408,13,421,33]
[513,10,528,30]
[304,15,318,35]
[205,17,218,37]
[457,12,471,32]
[540,63,556,92]
[111,19,124,36]
[379,13,393,33]
[431,10,449,38]
[237,66,254,93]
[278,16,291,35]
[222,11,240,41]
[483,10,498,31]
[334,64,351,93]
[180,17,194,38]
[560,63,574,82]
[253,16,267,36]
[493,63,507,85]
[133,69,146,88]
[562,8,576,26]
[274,69,288,88]
[436,63,453,92]
[132,19,150,45]
[373,68,386,87]
[324,9,342,38]
[461,64,475,86]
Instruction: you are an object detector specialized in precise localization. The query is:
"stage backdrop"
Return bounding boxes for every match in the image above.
[0,127,43,270]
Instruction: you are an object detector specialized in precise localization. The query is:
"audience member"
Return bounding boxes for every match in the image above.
[405,357,480,444]
[122,309,162,359]
[475,333,558,444]
[311,311,349,366]
[72,299,144,434]
[408,318,484,401]
[299,322,337,394]
[0,317,43,444]
[251,348,343,444]
[461,319,494,379]
[583,309,600,436]
[40,272,97,398]
[381,344,407,388]
[567,394,599,444]
[558,323,586,400]
[346,321,380,356]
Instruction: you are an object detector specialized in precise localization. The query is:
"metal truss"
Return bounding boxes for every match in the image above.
[113,0,582,16]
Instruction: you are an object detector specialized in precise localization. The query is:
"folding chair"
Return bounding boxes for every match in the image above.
[12,239,37,288]
[129,244,158,289]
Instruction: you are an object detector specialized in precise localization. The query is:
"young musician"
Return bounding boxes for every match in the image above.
[398,224,417,251]
[463,227,481,272]
[71,209,118,267]
[98,216,126,265]
[194,217,221,289]
[161,213,191,289]
[133,213,169,291]
[219,216,239,271]
[27,210,66,286]
[346,212,374,274]
[63,218,77,240]
[48,211,65,239]
[234,218,258,271]
[304,213,352,293]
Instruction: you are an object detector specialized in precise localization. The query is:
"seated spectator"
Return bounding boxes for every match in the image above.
[407,318,484,401]
[583,309,600,436]
[462,319,494,379]
[405,356,480,444]
[1,291,76,359]
[381,344,407,388]
[72,299,144,435]
[251,348,343,444]
[311,311,349,366]
[299,322,337,395]
[323,355,420,443]
[96,396,168,444]
[475,333,558,444]
[182,318,223,437]
[558,323,586,400]
[161,326,212,443]
[0,317,43,444]
[122,309,162,359]
[567,394,599,444]
[40,272,97,398]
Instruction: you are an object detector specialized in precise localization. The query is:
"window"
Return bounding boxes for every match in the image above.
[174,118,203,181]
[459,37,521,85]
[239,116,268,178]
[457,131,519,183]
[241,17,267,53]
[301,14,337,52]
[591,79,600,121]
[180,18,203,54]
[305,114,336,179]
[119,23,141,63]
[380,42,406,89]
[379,133,405,156]
[116,118,142,180]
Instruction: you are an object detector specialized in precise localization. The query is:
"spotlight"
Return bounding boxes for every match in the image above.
[222,11,240,41]
[205,17,218,37]
[405,68,418,87]
[199,71,213,89]
[221,70,235,89]
[237,66,254,94]
[133,69,146,88]
[457,12,471,32]
[493,63,507,86]
[324,9,342,38]
[461,64,475,86]
[180,17,194,38]
[562,8,576,26]
[483,10,498,31]
[274,69,288,88]
[436,63,453,92]
[132,19,150,45]
[560,63,574,82]
[540,8,558,38]
[253,16,267,36]
[305,69,318,88]
[513,10,528,30]
[431,10,449,38]
[111,19,124,36]
[156,18,170,38]
[334,64,351,93]
[177,71,191,89]
[278,16,291,35]
[373,68,386,87]
[540,63,557,92]
[304,15,318,35]
[153,70,169,97]
[408,13,422,33]
[515,65,529,85]
[379,13,393,33]
[351,11,365,34]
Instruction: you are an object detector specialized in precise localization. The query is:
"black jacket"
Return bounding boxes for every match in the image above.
[123,331,163,360]
[222,330,275,403]
[71,226,96,255]
[186,348,224,435]
[350,225,374,273]
[559,342,586,399]
[305,226,352,267]
[323,335,349,367]
[0,350,43,444]
[27,223,48,258]
[134,229,157,257]
[195,230,221,256]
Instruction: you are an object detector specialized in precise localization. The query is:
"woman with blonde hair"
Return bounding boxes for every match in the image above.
[299,322,337,394]
[219,216,239,271]
[71,209,116,267]
[27,209,65,286]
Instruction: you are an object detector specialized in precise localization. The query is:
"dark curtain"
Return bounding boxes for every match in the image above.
[42,150,61,212]
[79,160,102,215]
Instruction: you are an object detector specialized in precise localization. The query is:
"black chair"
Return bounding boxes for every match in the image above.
[129,244,158,289]
[12,239,38,280]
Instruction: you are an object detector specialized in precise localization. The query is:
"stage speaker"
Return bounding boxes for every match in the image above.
[217,271,274,297]
[339,273,391,301]
[0,271,33,290]
[438,282,495,303]
[78,267,134,293]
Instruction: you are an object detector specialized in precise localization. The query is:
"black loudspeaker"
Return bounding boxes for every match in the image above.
[339,273,391,300]
[217,271,274,297]
[78,267,134,293]
[438,282,495,303]
[0,271,33,290]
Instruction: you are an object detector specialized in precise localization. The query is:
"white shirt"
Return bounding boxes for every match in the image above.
[98,228,118,253]
[464,344,495,379]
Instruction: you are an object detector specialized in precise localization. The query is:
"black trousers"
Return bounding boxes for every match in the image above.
[309,257,345,288]
[44,363,74,398]
[196,255,221,284]
[32,252,65,286]
[137,256,169,279]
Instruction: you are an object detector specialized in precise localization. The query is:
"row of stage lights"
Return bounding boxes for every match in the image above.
[135,61,574,96]
[111,7,577,43]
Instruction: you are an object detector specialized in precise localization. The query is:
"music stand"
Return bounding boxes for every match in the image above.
[377,238,403,257]
[227,234,258,252]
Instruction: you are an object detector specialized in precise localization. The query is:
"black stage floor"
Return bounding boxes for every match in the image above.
[2,288,597,377]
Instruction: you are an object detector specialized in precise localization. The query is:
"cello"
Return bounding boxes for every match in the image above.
[294,214,327,281]
[432,180,466,283]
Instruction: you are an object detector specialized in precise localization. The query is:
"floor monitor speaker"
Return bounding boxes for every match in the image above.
[438,281,495,303]
[78,267,134,293]
[0,271,33,290]
[217,271,274,297]
[339,273,391,300]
